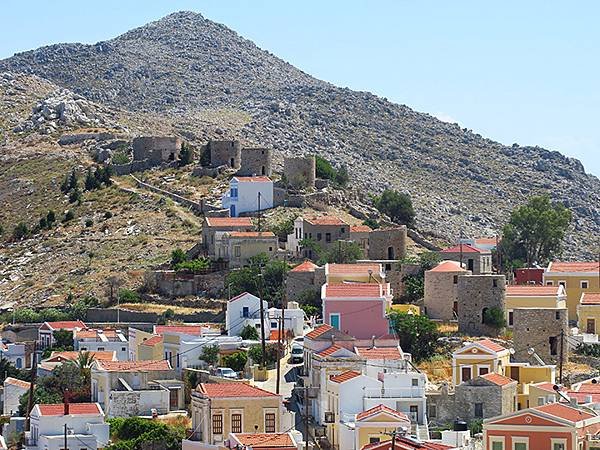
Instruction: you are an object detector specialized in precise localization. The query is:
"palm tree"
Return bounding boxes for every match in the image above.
[69,351,96,387]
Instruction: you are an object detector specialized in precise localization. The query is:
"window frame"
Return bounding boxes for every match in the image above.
[231,410,243,434]
[264,411,276,433]
[329,313,341,330]
[550,438,566,450]
[459,365,472,383]
[477,364,490,376]
[489,437,505,450]
[512,436,529,450]
[211,413,223,435]
[581,280,589,289]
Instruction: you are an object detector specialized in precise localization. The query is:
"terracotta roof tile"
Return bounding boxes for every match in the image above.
[355,347,403,360]
[356,404,409,422]
[330,370,361,383]
[581,293,600,305]
[75,329,122,339]
[231,432,294,448]
[534,402,595,422]
[506,285,562,296]
[95,360,171,372]
[327,263,381,275]
[228,292,258,303]
[476,339,507,353]
[324,283,386,298]
[227,231,275,238]
[548,261,599,273]
[4,377,31,389]
[38,403,101,416]
[533,382,560,393]
[304,216,348,226]
[575,383,600,393]
[205,217,253,228]
[361,437,453,450]
[440,244,484,254]
[290,261,318,273]
[141,335,163,347]
[47,351,116,362]
[233,176,272,182]
[350,225,372,233]
[41,321,87,331]
[480,373,516,386]
[567,391,600,404]
[199,383,279,398]
[317,344,344,357]
[306,324,333,340]
[428,260,467,273]
[155,325,204,335]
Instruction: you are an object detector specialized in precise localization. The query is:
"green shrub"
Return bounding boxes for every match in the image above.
[104,211,113,219]
[170,248,187,266]
[111,152,130,165]
[373,189,415,227]
[118,289,141,303]
[174,258,210,273]
[483,307,506,329]
[12,222,29,240]
[85,219,94,227]
[222,351,248,372]
[46,210,56,224]
[240,324,259,340]
[388,312,440,362]
[315,155,349,187]
[64,210,75,222]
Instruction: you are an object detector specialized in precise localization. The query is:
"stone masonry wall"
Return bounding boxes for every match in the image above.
[284,156,316,190]
[132,136,182,164]
[208,140,241,168]
[367,227,407,260]
[286,271,318,302]
[238,147,272,176]
[424,269,466,321]
[512,307,569,364]
[457,274,506,337]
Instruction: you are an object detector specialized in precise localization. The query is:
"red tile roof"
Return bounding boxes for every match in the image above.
[228,292,257,303]
[317,344,345,357]
[350,225,372,233]
[330,370,361,384]
[474,238,498,246]
[290,260,318,273]
[475,339,507,353]
[37,403,101,416]
[304,216,348,226]
[234,176,272,182]
[575,383,600,393]
[75,329,122,339]
[534,402,595,422]
[199,383,278,398]
[581,293,600,305]
[227,231,275,238]
[47,351,116,362]
[361,437,453,450]
[141,335,163,347]
[428,260,467,273]
[231,433,295,448]
[155,325,204,335]
[324,283,387,298]
[94,360,171,372]
[4,377,31,389]
[356,404,409,422]
[205,217,253,227]
[306,324,333,340]
[41,320,87,331]
[567,391,600,404]
[548,261,599,273]
[327,263,381,275]
[480,373,516,386]
[533,382,560,393]
[506,285,562,296]
[355,347,403,360]
[440,244,484,254]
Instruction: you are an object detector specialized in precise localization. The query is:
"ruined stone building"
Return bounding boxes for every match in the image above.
[512,307,569,365]
[132,136,182,164]
[283,155,316,190]
[457,274,506,337]
[206,140,242,169]
[424,260,470,321]
[238,147,272,177]
[201,216,254,256]
[367,226,407,261]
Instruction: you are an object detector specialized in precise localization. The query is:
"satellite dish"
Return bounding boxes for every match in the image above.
[509,348,515,355]
[527,348,535,355]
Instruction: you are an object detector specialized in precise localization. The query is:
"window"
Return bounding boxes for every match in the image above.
[369,437,380,444]
[265,412,276,433]
[537,396,546,406]
[268,247,273,252]
[234,245,241,257]
[412,378,419,387]
[98,347,105,351]
[428,403,437,418]
[478,366,489,376]
[558,280,566,287]
[271,322,278,329]
[555,311,561,320]
[468,259,474,271]
[474,402,483,418]
[546,280,554,286]
[581,280,589,289]
[513,437,528,450]
[508,311,514,326]
[491,440,504,450]
[330,313,340,330]
[212,414,223,435]
[549,336,558,356]
[121,347,126,352]
[317,233,322,241]
[242,306,249,318]
[461,366,472,383]
[230,187,238,198]
[231,413,242,433]
[325,233,331,243]
[453,275,458,284]
[15,358,22,369]
[341,227,346,233]
[493,279,498,287]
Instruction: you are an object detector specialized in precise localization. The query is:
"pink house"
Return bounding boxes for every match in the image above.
[321,283,393,339]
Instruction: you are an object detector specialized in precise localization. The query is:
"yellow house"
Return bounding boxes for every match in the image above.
[522,382,561,409]
[128,327,164,360]
[505,285,566,327]
[354,404,411,449]
[577,292,600,334]
[452,339,510,386]
[544,261,600,321]
[189,382,288,447]
[325,263,385,284]
[505,363,556,410]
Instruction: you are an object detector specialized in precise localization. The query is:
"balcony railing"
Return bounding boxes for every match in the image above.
[363,387,425,398]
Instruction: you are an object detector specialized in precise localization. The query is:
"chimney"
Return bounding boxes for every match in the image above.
[371,335,376,349]
[331,335,335,345]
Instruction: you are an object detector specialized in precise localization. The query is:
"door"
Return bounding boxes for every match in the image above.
[169,388,178,409]
[409,405,419,422]
[468,259,474,271]
[230,204,236,217]
[587,318,596,334]
[461,366,472,383]
[330,314,340,330]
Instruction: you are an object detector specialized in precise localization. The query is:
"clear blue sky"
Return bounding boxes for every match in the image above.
[2,1,599,176]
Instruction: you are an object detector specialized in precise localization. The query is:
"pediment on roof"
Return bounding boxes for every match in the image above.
[454,345,494,357]
[489,411,567,427]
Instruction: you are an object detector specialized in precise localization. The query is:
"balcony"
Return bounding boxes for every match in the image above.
[363,387,425,399]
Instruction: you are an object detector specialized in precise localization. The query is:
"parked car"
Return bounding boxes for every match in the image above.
[290,344,304,364]
[216,367,238,379]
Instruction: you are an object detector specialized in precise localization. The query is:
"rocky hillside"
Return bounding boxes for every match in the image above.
[1,11,599,257]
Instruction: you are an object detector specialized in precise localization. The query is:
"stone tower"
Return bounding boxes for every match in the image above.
[283,156,316,190]
[457,274,506,337]
[208,140,241,169]
[238,147,273,177]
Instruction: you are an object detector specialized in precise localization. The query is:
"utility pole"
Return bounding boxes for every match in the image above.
[276,292,287,394]
[25,341,38,433]
[257,192,262,232]
[258,272,267,368]
[559,329,565,385]
[64,423,68,450]
[304,387,309,450]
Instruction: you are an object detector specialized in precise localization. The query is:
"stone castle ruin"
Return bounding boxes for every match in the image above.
[457,274,506,337]
[283,155,316,190]
[238,147,272,177]
[132,136,182,164]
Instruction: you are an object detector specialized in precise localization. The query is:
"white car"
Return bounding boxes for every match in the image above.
[216,367,238,379]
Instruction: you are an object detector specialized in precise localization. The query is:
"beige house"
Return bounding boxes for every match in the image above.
[128,327,163,361]
[90,360,183,417]
[424,260,469,321]
[189,383,292,448]
[217,231,278,267]
[201,217,254,256]
[286,215,350,258]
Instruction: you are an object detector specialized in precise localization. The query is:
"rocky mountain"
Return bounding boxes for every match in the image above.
[1,11,599,258]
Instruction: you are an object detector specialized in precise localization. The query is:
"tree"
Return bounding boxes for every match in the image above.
[222,351,248,372]
[53,329,74,350]
[240,324,260,340]
[12,222,29,240]
[398,252,441,303]
[64,210,75,222]
[315,155,349,187]
[248,344,279,368]
[363,218,380,229]
[499,195,572,267]
[85,167,100,190]
[300,238,363,265]
[271,215,298,242]
[373,190,415,227]
[61,169,78,194]
[200,344,220,366]
[119,289,141,303]
[225,254,289,305]
[388,312,439,362]
[483,307,506,329]
[179,142,194,166]
[107,417,185,450]
[170,248,187,266]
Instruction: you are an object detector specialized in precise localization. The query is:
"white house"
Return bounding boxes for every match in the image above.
[0,342,29,369]
[225,292,268,337]
[267,302,307,337]
[38,321,87,349]
[74,329,128,361]
[162,332,242,373]
[24,403,109,450]
[3,377,30,416]
[221,176,273,217]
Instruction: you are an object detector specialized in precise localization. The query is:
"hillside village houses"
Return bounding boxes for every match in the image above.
[221,176,274,217]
